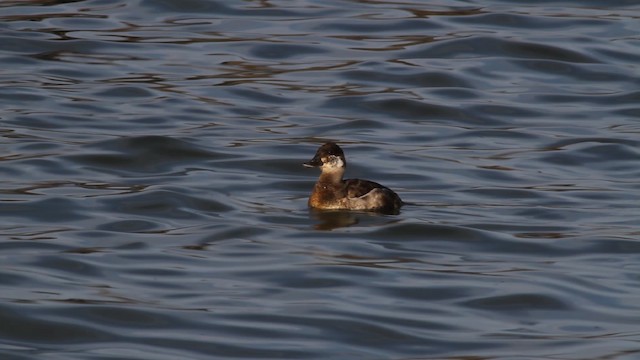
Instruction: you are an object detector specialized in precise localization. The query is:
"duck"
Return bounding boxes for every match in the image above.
[303,142,403,214]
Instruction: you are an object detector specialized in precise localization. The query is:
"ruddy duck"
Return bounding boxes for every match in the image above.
[303,142,403,214]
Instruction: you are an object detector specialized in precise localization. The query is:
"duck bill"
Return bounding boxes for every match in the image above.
[303,155,322,168]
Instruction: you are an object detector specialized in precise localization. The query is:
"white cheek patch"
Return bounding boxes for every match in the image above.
[333,156,344,168]
[324,155,344,169]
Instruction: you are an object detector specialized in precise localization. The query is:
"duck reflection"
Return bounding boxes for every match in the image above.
[309,209,360,230]
[309,208,402,230]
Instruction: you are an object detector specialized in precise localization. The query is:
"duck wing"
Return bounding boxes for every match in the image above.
[344,178,403,214]
[344,178,389,198]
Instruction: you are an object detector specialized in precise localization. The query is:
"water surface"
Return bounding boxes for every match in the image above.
[1,0,639,359]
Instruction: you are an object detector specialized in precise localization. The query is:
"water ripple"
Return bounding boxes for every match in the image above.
[1,1,639,359]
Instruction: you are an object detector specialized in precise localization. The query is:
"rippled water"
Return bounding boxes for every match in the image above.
[1,0,640,359]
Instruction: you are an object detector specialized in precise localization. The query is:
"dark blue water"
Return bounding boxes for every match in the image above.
[1,1,639,359]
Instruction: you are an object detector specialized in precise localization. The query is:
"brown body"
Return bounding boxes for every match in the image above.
[304,142,402,214]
